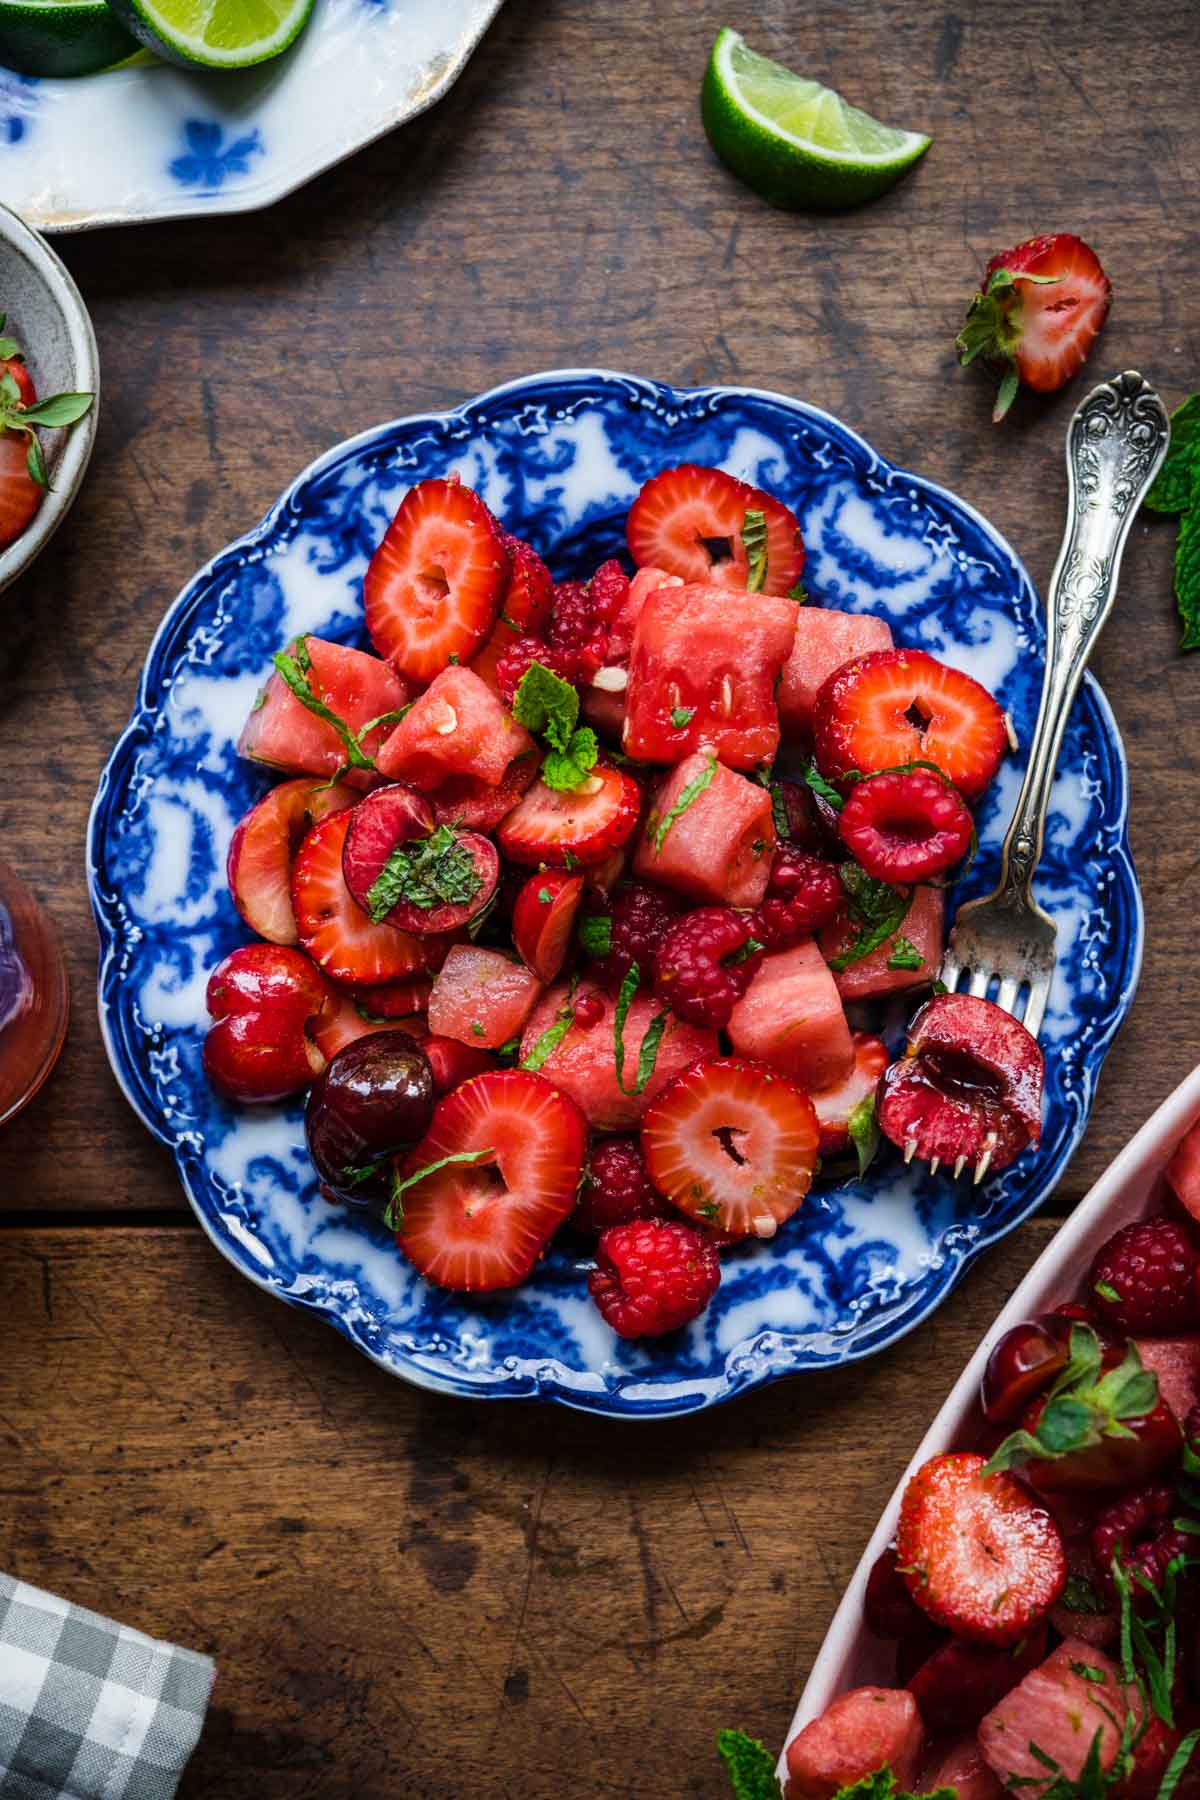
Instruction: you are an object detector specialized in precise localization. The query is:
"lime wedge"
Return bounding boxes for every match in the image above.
[0,0,137,75]
[105,0,312,69]
[701,28,931,210]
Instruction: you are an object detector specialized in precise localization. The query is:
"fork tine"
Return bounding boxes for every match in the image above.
[1023,979,1050,1040]
[995,975,1021,1019]
[967,965,990,999]
[938,952,962,992]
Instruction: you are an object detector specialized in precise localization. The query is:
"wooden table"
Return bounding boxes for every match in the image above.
[2,2,1198,1792]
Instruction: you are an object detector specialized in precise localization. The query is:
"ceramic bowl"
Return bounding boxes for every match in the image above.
[779,1059,1200,1775]
[0,203,98,593]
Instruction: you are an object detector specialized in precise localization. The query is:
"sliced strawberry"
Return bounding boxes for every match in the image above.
[227,777,358,945]
[957,234,1112,421]
[430,754,539,831]
[0,429,42,548]
[811,1031,889,1156]
[292,809,428,988]
[364,477,509,683]
[309,990,401,1061]
[640,1056,819,1241]
[1,356,36,410]
[418,1032,497,1093]
[394,1069,587,1291]
[814,647,1008,801]
[511,870,584,984]
[497,764,642,869]
[895,1452,1067,1646]
[626,464,804,597]
[500,532,554,633]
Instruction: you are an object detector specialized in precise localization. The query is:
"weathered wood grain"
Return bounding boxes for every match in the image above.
[0,1219,1054,1796]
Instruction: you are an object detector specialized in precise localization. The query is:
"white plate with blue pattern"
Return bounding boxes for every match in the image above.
[0,0,500,232]
[88,369,1142,1417]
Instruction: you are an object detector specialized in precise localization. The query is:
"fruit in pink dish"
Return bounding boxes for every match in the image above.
[920,1735,1005,1800]
[777,607,893,741]
[227,777,359,946]
[785,1687,924,1799]
[727,940,855,1092]
[623,581,798,769]
[375,665,534,789]
[906,1628,1047,1737]
[1088,1216,1200,1333]
[981,1316,1076,1424]
[426,945,543,1050]
[203,943,332,1103]
[819,882,945,1000]
[518,978,716,1132]
[877,992,1044,1178]
[1166,1119,1200,1225]
[977,1640,1134,1791]
[237,636,410,787]
[634,752,776,908]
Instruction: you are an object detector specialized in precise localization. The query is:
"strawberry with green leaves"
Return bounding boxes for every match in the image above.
[956,234,1111,423]
[0,315,93,548]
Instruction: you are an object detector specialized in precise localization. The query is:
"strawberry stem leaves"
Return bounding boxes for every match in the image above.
[984,1329,1161,1478]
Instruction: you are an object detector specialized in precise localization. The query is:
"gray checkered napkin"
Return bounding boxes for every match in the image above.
[0,1576,215,1800]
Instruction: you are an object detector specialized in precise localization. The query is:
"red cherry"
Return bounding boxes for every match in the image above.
[206,942,331,1022]
[203,943,333,1104]
[981,1317,1072,1424]
[511,869,584,984]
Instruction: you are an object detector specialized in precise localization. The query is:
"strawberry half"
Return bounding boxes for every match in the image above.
[640,1056,819,1240]
[292,809,429,987]
[957,233,1112,422]
[0,429,42,549]
[394,1069,587,1291]
[813,647,1008,802]
[496,763,642,868]
[364,476,509,683]
[626,463,804,597]
[895,1451,1067,1646]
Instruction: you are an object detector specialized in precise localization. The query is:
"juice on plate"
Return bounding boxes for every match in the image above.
[0,862,69,1128]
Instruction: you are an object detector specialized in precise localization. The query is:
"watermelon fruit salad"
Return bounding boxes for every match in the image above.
[201,461,1046,1339]
[722,1118,1200,1800]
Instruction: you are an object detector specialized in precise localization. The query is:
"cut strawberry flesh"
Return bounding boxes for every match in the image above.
[906,1627,1047,1738]
[394,1069,586,1292]
[813,647,1007,802]
[0,429,43,547]
[292,809,429,988]
[311,991,415,1060]
[227,777,358,946]
[374,665,534,789]
[497,764,642,869]
[364,477,508,684]
[810,1031,888,1155]
[626,463,803,597]
[237,637,411,790]
[511,870,584,985]
[641,1056,819,1240]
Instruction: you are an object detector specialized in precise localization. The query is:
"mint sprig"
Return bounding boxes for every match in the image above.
[511,660,598,791]
[828,863,913,972]
[0,332,93,491]
[1142,394,1200,651]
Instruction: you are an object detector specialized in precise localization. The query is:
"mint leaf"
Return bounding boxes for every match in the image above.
[612,963,669,1096]
[1144,396,1200,514]
[803,762,844,811]
[1094,1279,1120,1304]
[386,1146,494,1228]
[1062,1573,1106,1615]
[742,509,768,593]
[541,726,599,792]
[715,1729,782,1800]
[521,1001,575,1072]
[578,914,612,957]
[366,824,482,922]
[886,935,924,972]
[652,753,717,854]
[769,781,790,840]
[670,705,695,729]
[787,581,808,602]
[512,660,580,751]
[725,936,764,967]
[1158,1731,1200,1800]
[847,1094,880,1178]
[1173,487,1200,651]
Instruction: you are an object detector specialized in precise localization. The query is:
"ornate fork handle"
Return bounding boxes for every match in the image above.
[994,371,1170,907]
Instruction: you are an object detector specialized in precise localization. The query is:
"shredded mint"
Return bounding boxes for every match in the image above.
[611,962,669,1096]
[340,1161,383,1190]
[386,1146,494,1229]
[521,1001,576,1072]
[1141,394,1200,650]
[578,913,612,958]
[769,781,791,840]
[803,762,844,811]
[847,1095,880,1178]
[365,823,482,923]
[1062,1573,1107,1615]
[742,508,768,593]
[787,581,808,602]
[887,935,924,972]
[725,937,764,967]
[670,705,695,729]
[652,753,718,854]
[272,638,377,774]
[828,864,913,972]
[1094,1279,1120,1304]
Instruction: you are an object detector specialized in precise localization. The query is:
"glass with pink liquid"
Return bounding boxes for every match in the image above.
[0,862,69,1128]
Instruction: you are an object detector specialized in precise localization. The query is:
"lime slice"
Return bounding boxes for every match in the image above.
[701,28,931,210]
[0,0,137,75]
[105,0,312,70]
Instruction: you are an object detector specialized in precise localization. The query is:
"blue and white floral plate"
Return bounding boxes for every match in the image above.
[88,369,1142,1418]
[0,0,501,232]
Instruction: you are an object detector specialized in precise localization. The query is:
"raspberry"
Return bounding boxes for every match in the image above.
[575,1137,673,1234]
[838,768,974,884]
[588,1217,721,1338]
[1091,1485,1195,1611]
[751,847,843,950]
[495,635,572,708]
[583,881,680,992]
[653,906,764,1028]
[589,558,631,627]
[500,532,554,633]
[1090,1217,1200,1333]
[548,580,608,682]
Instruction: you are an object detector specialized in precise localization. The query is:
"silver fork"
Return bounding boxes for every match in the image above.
[939,370,1169,1155]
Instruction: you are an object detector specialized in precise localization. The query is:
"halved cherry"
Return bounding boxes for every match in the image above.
[981,1317,1075,1425]
[227,777,359,945]
[342,783,436,906]
[342,782,499,935]
[511,870,585,984]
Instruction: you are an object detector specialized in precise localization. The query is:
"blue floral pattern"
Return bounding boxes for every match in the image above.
[169,121,263,190]
[88,371,1142,1417]
[0,73,38,145]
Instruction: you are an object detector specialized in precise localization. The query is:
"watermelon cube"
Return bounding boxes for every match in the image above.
[518,978,716,1131]
[978,1641,1135,1791]
[1166,1119,1200,1225]
[607,565,682,664]
[237,637,410,788]
[920,1737,1005,1800]
[727,940,855,1091]
[375,666,535,789]
[1132,1335,1200,1423]
[623,582,798,769]
[820,884,946,1000]
[786,1688,924,1800]
[779,607,894,741]
[427,946,543,1049]
[633,753,775,908]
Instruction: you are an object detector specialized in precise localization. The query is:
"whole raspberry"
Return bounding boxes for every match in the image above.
[495,635,572,708]
[589,1217,721,1338]
[548,580,608,682]
[499,532,554,633]
[1090,1217,1200,1333]
[589,558,631,627]
[1091,1485,1195,1610]
[752,847,843,950]
[653,907,764,1028]
[838,768,974,884]
[583,881,680,992]
[575,1137,673,1234]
